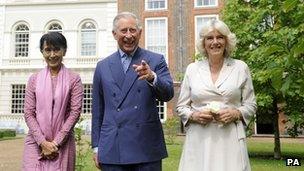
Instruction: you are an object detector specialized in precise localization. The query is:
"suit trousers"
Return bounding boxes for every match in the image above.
[101,160,162,171]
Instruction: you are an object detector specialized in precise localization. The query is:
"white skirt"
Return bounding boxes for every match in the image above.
[178,122,251,171]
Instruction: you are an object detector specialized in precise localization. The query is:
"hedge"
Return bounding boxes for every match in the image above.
[0,129,16,138]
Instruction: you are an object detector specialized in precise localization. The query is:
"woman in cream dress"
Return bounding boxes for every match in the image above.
[176,20,256,171]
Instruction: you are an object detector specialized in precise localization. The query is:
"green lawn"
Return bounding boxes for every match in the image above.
[77,137,304,171]
[163,143,183,171]
[248,138,304,171]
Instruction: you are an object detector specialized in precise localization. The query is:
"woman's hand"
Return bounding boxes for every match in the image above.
[40,141,59,160]
[190,110,213,125]
[213,108,241,124]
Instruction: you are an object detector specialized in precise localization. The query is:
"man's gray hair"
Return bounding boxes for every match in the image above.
[112,12,142,31]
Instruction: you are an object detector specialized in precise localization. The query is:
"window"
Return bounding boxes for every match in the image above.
[14,24,29,57]
[47,22,63,33]
[11,84,26,114]
[145,0,167,10]
[195,0,217,7]
[145,18,168,121]
[80,21,97,56]
[195,15,218,43]
[157,100,166,122]
[145,18,168,62]
[82,84,92,114]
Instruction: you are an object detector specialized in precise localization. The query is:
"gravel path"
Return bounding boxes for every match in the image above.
[0,137,24,171]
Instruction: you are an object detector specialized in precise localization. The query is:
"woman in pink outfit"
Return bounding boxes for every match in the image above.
[22,32,83,171]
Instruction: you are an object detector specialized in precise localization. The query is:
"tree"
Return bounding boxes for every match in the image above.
[221,0,304,159]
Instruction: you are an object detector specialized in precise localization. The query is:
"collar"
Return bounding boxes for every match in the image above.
[118,47,138,58]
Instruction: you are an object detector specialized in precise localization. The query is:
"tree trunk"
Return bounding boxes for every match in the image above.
[272,97,281,159]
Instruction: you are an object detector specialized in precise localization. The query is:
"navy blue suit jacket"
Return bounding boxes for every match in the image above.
[91,47,174,164]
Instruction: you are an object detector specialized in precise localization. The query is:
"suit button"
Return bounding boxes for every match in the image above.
[137,89,141,93]
[113,93,116,97]
[118,124,121,128]
[134,105,138,109]
[117,108,121,112]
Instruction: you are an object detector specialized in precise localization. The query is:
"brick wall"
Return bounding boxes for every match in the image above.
[117,0,224,118]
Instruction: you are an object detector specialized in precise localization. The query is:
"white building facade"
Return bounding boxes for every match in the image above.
[0,0,117,133]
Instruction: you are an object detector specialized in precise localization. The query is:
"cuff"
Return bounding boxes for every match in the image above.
[36,136,47,146]
[146,71,157,86]
[181,111,194,127]
[93,147,98,153]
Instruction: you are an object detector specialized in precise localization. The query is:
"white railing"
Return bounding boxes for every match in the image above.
[0,113,92,134]
[76,57,99,65]
[2,58,44,68]
[0,114,27,134]
[1,57,99,69]
[8,58,30,65]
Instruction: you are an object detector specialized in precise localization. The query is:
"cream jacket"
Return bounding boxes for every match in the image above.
[176,58,256,138]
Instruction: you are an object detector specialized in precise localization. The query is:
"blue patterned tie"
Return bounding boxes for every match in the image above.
[122,54,131,73]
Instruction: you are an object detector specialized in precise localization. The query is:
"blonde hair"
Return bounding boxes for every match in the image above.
[196,20,237,58]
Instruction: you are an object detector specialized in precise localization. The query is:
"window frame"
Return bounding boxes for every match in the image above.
[194,0,218,8]
[157,100,167,122]
[145,0,167,11]
[45,20,64,33]
[194,14,219,50]
[13,22,30,58]
[11,84,26,114]
[79,20,98,57]
[82,84,92,114]
[144,17,168,63]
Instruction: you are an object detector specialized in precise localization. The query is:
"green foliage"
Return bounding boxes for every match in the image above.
[285,96,304,137]
[192,53,203,61]
[222,0,304,137]
[163,117,180,145]
[175,72,185,82]
[246,115,256,137]
[0,129,16,138]
[74,118,91,171]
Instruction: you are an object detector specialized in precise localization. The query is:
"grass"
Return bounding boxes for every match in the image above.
[163,143,183,171]
[248,138,304,171]
[0,135,24,141]
[247,139,304,159]
[77,136,304,171]
[250,158,302,171]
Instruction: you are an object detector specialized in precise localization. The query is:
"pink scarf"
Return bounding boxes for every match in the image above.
[35,65,70,168]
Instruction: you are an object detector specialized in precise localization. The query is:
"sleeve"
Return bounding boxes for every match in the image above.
[145,71,157,86]
[53,75,84,146]
[91,63,105,149]
[23,74,46,145]
[237,64,257,126]
[152,55,174,102]
[176,66,193,126]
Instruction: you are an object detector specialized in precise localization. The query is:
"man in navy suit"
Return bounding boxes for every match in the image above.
[91,12,174,171]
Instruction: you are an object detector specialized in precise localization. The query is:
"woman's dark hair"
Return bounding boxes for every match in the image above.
[39,32,67,52]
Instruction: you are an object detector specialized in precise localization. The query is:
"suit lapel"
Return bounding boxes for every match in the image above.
[109,51,125,90]
[118,48,144,107]
[215,58,235,88]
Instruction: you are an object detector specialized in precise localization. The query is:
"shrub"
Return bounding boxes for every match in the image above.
[0,129,16,138]
[163,116,180,145]
[74,118,91,171]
